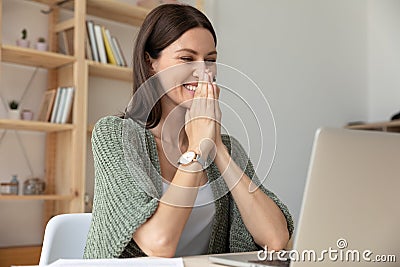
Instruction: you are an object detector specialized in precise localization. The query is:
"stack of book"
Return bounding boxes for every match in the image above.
[37,87,75,124]
[86,21,127,66]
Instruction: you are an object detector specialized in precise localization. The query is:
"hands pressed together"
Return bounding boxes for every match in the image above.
[184,69,222,159]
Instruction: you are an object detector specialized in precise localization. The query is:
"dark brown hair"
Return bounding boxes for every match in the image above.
[124,4,217,128]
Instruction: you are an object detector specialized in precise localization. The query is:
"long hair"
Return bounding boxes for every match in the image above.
[124,4,217,128]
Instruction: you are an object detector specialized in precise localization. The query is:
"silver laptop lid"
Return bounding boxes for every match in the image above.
[292,128,399,266]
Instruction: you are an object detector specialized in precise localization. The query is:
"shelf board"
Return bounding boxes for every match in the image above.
[30,0,57,5]
[0,194,74,201]
[29,0,150,26]
[0,119,74,132]
[88,60,132,82]
[1,45,75,69]
[87,0,151,26]
[347,120,400,130]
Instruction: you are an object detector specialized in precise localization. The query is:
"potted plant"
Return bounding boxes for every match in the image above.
[16,28,30,48]
[35,37,48,51]
[8,100,20,120]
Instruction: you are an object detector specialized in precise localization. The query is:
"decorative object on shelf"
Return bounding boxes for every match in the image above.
[0,182,15,195]
[23,178,46,195]
[8,100,20,120]
[21,109,34,120]
[10,175,19,194]
[35,37,48,51]
[1,175,20,195]
[16,28,30,48]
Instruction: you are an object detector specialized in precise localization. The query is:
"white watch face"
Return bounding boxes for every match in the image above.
[180,151,196,164]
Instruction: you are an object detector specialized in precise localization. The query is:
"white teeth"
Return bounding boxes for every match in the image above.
[184,84,197,91]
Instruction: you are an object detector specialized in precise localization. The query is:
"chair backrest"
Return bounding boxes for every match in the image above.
[39,213,92,266]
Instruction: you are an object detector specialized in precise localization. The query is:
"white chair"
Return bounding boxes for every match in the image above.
[39,213,92,266]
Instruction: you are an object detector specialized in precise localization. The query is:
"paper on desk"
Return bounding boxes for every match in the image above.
[48,257,184,267]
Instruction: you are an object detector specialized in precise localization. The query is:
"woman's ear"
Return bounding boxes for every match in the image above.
[145,52,158,74]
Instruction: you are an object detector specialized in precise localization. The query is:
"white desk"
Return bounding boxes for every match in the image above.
[183,252,255,267]
[14,252,255,267]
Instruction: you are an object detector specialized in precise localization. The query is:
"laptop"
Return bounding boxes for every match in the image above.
[210,128,400,266]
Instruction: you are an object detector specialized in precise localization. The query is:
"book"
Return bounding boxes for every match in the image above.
[106,29,122,66]
[106,28,122,66]
[60,87,75,124]
[94,24,107,64]
[86,20,99,62]
[102,26,117,65]
[58,31,69,55]
[85,26,93,61]
[55,88,67,123]
[50,87,63,123]
[111,36,122,66]
[37,89,57,122]
[58,29,74,55]
[112,36,127,67]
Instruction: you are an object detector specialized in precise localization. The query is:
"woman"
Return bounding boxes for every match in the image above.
[84,4,293,259]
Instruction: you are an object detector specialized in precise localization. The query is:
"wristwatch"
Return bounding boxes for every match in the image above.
[178,150,207,169]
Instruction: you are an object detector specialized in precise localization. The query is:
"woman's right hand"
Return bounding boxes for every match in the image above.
[185,69,219,158]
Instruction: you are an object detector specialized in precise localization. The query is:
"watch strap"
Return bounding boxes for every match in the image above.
[195,154,208,169]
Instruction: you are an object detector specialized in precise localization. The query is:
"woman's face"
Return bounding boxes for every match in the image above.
[149,27,217,111]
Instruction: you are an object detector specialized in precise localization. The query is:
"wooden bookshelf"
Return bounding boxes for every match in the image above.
[1,45,75,69]
[0,194,74,201]
[30,0,55,5]
[31,0,151,26]
[0,119,74,132]
[346,120,400,132]
[87,124,95,134]
[87,0,151,26]
[88,60,132,82]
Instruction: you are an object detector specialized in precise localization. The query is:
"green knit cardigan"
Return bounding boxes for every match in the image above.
[84,116,293,258]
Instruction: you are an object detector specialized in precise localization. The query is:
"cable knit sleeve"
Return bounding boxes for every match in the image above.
[221,135,294,252]
[83,116,160,259]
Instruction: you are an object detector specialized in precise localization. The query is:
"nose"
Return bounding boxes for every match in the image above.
[192,61,216,81]
[192,61,207,79]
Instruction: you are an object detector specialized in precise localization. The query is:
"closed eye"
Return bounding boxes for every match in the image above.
[205,59,216,66]
[180,57,193,62]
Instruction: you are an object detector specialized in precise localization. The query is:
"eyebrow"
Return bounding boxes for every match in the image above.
[175,48,217,56]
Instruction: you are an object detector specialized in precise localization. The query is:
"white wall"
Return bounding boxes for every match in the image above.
[208,0,369,226]
[367,0,400,121]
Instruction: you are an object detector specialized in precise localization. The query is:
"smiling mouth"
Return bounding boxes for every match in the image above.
[183,82,198,92]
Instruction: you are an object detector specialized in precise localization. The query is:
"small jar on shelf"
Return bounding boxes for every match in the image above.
[0,175,19,195]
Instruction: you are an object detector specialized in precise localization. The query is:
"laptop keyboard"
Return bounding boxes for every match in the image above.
[248,259,291,266]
